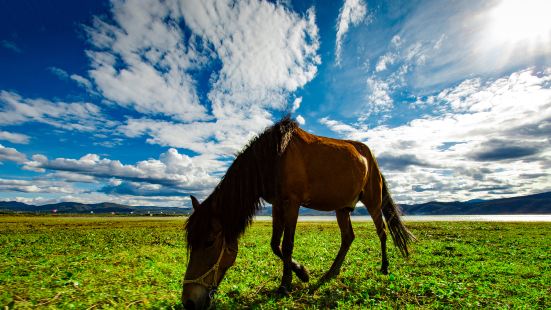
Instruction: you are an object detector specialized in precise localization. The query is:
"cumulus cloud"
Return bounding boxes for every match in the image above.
[119,116,271,158]
[322,68,551,203]
[0,91,112,132]
[0,144,27,163]
[3,192,191,208]
[0,131,30,144]
[25,148,217,195]
[180,1,320,116]
[335,0,367,65]
[319,117,361,136]
[84,0,208,121]
[46,171,97,183]
[86,0,319,124]
[0,178,79,194]
[365,77,393,111]
[82,0,321,185]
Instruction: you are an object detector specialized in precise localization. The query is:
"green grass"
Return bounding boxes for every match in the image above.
[1,216,549,309]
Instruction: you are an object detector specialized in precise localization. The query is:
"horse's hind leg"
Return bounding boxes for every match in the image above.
[320,208,355,283]
[271,204,309,285]
[363,199,389,274]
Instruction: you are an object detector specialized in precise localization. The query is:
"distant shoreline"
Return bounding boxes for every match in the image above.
[257,215,551,222]
[3,214,550,222]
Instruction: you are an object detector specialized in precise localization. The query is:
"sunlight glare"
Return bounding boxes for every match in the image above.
[487,0,551,44]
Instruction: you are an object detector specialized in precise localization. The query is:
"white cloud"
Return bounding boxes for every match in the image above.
[0,131,30,144]
[82,0,321,185]
[322,68,551,203]
[0,144,27,163]
[365,77,392,111]
[395,0,551,88]
[291,97,302,113]
[319,117,360,136]
[119,116,271,158]
[335,0,367,66]
[86,0,319,124]
[85,0,208,122]
[47,171,97,183]
[0,178,79,194]
[180,0,320,118]
[0,91,112,132]
[69,74,93,90]
[375,53,396,72]
[296,115,305,125]
[4,192,191,208]
[25,148,218,194]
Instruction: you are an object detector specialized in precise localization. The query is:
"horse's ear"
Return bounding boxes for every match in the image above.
[190,195,200,210]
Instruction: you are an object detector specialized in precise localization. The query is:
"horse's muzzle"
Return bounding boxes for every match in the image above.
[182,283,209,310]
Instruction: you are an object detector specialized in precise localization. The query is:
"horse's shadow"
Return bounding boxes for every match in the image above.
[151,282,362,310]
[208,277,349,309]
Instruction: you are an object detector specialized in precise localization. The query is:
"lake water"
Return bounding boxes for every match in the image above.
[254,215,551,222]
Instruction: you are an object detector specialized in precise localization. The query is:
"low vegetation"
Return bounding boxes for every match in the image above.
[1,216,549,309]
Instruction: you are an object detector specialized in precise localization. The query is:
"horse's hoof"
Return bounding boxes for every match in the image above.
[380,267,389,275]
[295,265,310,282]
[277,285,290,296]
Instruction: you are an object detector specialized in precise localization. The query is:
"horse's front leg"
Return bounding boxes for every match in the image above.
[271,205,309,284]
[278,203,300,296]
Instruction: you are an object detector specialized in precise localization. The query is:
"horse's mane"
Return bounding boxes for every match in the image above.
[185,116,298,249]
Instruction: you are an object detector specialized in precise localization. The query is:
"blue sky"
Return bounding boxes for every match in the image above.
[1,0,550,207]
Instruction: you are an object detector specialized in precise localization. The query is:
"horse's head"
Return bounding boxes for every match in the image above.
[182,195,238,310]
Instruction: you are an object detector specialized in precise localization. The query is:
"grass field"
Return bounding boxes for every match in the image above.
[0,216,549,309]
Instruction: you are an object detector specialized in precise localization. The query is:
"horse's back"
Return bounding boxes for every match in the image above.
[279,128,370,211]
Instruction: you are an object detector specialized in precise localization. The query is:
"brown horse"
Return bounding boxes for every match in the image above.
[182,116,415,309]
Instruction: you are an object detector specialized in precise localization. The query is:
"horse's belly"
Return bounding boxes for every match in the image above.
[304,179,362,211]
[282,141,368,210]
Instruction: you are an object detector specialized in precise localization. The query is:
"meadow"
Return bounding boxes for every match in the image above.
[0,216,549,309]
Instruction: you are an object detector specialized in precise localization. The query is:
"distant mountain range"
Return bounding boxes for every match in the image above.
[0,201,190,215]
[1,191,550,215]
[397,191,551,215]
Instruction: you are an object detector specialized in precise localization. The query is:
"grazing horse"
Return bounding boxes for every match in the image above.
[182,116,415,309]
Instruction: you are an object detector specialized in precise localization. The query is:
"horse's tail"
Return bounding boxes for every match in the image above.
[381,174,416,257]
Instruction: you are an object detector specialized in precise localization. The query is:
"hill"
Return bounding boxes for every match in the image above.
[1,191,550,215]
[0,201,189,215]
[398,191,551,215]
